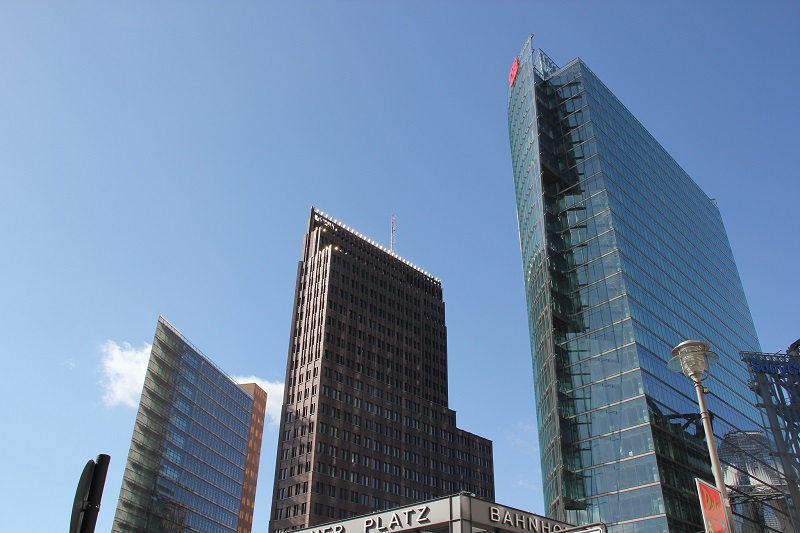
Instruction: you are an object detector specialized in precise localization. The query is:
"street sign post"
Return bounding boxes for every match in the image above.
[70,454,110,533]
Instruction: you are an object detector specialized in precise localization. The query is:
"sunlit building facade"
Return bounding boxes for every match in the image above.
[113,317,267,533]
[507,35,788,532]
[269,208,494,533]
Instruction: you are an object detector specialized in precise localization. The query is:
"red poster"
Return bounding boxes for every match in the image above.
[695,478,729,532]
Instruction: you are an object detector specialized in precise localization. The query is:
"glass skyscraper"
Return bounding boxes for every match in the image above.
[113,317,267,533]
[507,35,790,532]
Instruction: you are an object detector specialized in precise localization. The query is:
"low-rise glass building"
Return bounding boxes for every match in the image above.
[112,317,267,533]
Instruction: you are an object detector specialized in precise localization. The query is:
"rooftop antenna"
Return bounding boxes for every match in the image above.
[390,214,396,253]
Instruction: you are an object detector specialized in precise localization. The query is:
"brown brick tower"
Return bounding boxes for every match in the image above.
[269,208,494,533]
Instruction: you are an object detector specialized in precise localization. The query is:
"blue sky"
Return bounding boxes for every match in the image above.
[1,2,798,532]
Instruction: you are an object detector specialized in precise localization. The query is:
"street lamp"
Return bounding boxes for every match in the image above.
[669,340,736,532]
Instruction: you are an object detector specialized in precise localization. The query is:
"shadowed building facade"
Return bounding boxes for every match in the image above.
[112,317,267,533]
[507,35,789,532]
[269,208,494,533]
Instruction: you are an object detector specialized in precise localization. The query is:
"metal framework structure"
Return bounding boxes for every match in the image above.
[740,343,800,532]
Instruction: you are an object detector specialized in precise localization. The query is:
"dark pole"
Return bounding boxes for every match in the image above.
[70,461,95,533]
[79,454,110,533]
[71,454,111,533]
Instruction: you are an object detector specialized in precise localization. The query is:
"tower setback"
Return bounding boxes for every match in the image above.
[270,208,495,533]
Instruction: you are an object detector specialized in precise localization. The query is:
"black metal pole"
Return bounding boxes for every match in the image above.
[79,454,110,533]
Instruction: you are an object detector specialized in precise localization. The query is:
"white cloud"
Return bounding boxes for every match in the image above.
[232,376,285,429]
[516,420,536,434]
[509,419,540,453]
[97,341,284,427]
[513,479,539,491]
[99,340,151,408]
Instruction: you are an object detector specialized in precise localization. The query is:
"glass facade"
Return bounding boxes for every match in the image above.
[113,317,265,533]
[507,35,791,532]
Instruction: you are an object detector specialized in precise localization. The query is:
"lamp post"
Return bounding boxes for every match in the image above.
[669,340,736,532]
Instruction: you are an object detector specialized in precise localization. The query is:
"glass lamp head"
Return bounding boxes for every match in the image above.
[669,340,718,382]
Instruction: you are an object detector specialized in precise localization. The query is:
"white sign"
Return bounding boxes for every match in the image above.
[294,494,582,533]
[485,504,570,533]
[364,506,432,533]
